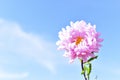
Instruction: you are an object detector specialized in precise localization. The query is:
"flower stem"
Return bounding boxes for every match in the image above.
[81,60,87,80]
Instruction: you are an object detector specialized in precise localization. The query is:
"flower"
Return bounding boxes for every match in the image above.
[56,20,103,63]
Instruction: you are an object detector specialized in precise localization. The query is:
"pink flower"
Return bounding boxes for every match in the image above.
[56,20,103,63]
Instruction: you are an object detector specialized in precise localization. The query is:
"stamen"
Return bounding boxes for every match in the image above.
[75,37,83,45]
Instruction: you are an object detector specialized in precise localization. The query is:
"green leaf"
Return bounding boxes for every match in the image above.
[83,61,90,66]
[87,63,92,75]
[81,70,85,75]
[83,63,92,80]
[83,65,89,75]
[87,56,98,62]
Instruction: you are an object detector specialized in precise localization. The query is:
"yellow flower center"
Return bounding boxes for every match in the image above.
[75,37,83,45]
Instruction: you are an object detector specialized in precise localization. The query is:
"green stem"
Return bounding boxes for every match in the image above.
[81,60,87,80]
[88,75,89,80]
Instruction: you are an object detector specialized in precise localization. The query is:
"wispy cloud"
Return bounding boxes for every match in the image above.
[0,19,57,76]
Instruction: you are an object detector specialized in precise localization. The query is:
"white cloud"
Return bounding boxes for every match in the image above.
[0,19,57,74]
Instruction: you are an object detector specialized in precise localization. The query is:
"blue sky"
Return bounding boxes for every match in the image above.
[0,0,120,80]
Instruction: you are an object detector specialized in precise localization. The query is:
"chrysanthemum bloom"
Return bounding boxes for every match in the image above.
[56,20,103,63]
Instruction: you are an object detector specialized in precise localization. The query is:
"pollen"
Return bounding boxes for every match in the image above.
[75,37,83,45]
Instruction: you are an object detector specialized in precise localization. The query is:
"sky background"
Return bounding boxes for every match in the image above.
[0,0,120,80]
